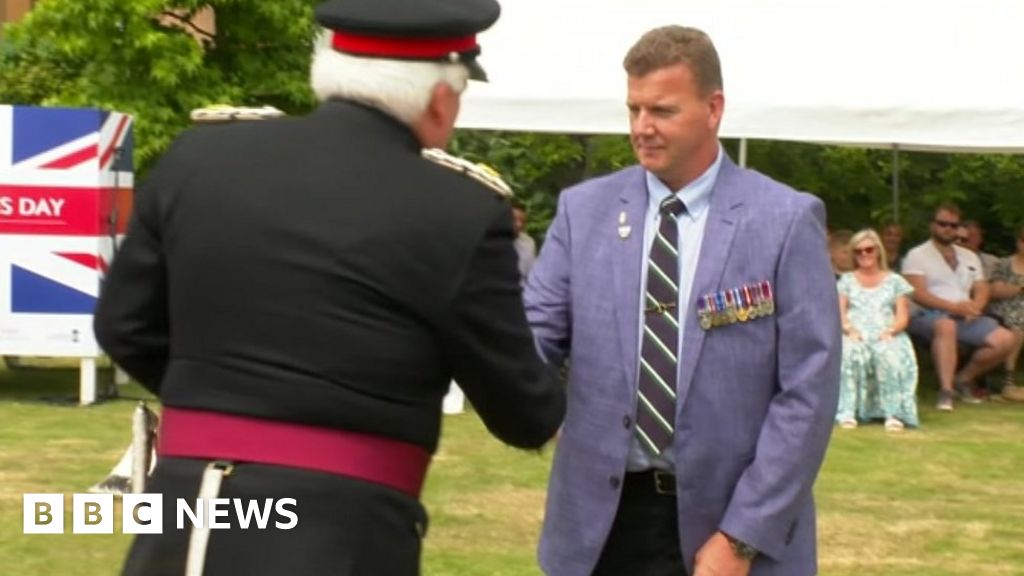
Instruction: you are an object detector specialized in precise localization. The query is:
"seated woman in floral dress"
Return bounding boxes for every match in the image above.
[836,229,920,431]
[988,226,1024,401]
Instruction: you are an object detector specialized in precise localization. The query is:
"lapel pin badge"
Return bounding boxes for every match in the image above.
[618,211,631,239]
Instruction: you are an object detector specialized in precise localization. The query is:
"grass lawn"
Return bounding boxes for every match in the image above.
[1,363,1022,575]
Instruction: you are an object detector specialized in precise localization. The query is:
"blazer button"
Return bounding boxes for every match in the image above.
[622,415,631,429]
[609,476,621,490]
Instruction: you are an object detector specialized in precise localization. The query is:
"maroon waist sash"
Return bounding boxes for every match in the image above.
[158,407,431,498]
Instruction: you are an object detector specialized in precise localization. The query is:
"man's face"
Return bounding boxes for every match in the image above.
[881,225,902,254]
[963,225,983,251]
[830,243,854,273]
[955,226,970,247]
[627,63,723,191]
[512,207,526,234]
[419,82,463,149]
[930,210,961,245]
[436,88,462,147]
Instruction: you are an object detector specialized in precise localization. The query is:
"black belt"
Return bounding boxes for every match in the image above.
[624,470,676,496]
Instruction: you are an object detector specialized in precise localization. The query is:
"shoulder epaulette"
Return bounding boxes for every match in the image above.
[421,148,513,199]
[190,105,286,124]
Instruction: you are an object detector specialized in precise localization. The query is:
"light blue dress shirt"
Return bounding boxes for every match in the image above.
[626,146,723,472]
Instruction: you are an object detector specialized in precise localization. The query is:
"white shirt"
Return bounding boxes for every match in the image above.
[901,240,984,303]
[514,233,537,284]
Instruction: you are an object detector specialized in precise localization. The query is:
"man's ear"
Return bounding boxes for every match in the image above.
[426,82,460,144]
[413,82,461,149]
[707,89,725,130]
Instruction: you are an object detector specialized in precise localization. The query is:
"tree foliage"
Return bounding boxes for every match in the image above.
[455,130,1024,255]
[0,0,319,174]
[3,1,1021,251]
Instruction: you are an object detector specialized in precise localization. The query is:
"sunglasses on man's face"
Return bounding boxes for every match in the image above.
[853,246,877,256]
[933,219,960,229]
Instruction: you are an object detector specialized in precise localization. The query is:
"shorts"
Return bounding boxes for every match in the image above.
[907,308,1001,348]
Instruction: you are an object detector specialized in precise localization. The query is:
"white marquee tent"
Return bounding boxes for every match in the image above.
[459,0,1024,154]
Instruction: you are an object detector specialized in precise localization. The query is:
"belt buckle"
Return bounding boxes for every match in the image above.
[653,470,676,495]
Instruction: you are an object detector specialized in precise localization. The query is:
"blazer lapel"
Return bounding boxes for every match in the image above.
[612,168,648,392]
[676,157,746,405]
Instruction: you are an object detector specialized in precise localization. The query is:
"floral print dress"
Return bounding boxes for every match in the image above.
[836,272,920,427]
[988,257,1024,331]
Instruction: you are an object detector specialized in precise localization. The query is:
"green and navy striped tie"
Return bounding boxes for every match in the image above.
[636,195,686,455]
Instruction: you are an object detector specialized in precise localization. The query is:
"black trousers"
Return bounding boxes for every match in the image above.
[122,457,427,576]
[592,471,687,576]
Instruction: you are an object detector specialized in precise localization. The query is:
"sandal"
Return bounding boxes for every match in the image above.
[839,419,857,430]
[884,417,904,432]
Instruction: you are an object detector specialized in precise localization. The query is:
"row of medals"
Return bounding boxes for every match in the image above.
[697,281,775,330]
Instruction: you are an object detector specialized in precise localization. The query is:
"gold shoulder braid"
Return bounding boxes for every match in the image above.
[189,105,286,124]
[421,148,513,199]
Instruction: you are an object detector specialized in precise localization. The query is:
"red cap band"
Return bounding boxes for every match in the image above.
[332,31,477,60]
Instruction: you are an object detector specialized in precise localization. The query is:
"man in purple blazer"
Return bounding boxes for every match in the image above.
[526,26,841,576]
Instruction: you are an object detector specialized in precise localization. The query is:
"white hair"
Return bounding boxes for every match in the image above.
[310,30,469,126]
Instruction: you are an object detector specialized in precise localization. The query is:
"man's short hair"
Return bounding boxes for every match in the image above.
[880,221,902,233]
[933,202,962,219]
[622,25,723,95]
[961,219,982,232]
[829,228,854,249]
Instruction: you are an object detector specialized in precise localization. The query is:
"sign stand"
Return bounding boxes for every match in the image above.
[80,357,97,405]
[0,105,133,404]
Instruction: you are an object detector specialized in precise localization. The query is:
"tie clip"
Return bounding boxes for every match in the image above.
[645,301,676,314]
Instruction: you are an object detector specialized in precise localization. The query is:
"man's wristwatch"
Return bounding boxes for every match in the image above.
[724,533,759,561]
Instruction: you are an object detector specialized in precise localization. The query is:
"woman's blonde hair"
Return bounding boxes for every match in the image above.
[849,228,889,271]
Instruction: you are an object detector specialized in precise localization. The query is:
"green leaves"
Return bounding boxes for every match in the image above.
[3,2,1020,250]
[0,0,319,176]
[452,131,1024,255]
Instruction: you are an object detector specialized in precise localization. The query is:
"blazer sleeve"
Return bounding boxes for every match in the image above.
[93,156,174,394]
[719,196,842,560]
[444,206,566,450]
[522,190,572,367]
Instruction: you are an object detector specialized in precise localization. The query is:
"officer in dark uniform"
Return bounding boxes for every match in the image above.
[94,1,565,574]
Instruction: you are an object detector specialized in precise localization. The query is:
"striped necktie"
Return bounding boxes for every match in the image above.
[636,195,687,456]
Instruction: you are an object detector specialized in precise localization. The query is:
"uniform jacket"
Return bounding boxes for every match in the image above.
[95,100,565,453]
[526,156,841,576]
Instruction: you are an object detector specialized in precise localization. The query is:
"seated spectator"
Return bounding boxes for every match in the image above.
[836,229,919,431]
[903,203,1016,411]
[957,219,1000,279]
[511,201,536,284]
[829,228,855,279]
[880,221,904,271]
[988,226,1024,401]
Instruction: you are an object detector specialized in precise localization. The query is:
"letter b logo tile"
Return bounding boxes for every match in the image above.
[73,494,114,534]
[24,494,64,534]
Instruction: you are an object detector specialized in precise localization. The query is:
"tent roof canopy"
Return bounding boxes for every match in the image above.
[459,0,1024,153]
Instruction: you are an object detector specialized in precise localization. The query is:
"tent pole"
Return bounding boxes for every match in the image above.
[892,144,901,224]
[739,138,748,168]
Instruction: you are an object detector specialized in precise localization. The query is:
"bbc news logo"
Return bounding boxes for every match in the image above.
[23,494,298,534]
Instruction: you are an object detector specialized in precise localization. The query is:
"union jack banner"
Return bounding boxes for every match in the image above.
[0,105,133,357]
[0,106,133,173]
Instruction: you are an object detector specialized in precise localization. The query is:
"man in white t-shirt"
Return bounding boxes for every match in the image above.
[903,203,1016,411]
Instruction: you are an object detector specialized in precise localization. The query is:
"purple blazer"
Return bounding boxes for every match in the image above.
[525,156,841,576]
